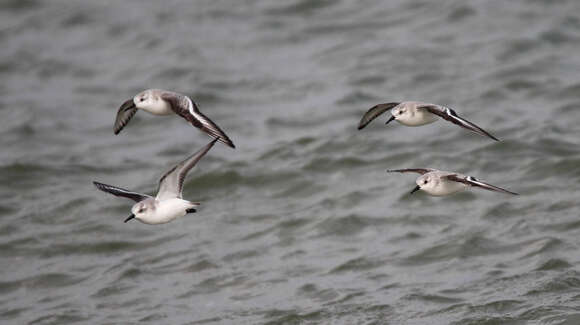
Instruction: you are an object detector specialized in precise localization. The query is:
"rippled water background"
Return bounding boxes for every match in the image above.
[2,0,580,324]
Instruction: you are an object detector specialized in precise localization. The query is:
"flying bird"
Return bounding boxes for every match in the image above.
[358,101,499,141]
[387,168,518,196]
[93,139,217,225]
[115,89,235,148]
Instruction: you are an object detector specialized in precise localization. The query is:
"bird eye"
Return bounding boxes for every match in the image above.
[138,208,144,213]
[140,97,145,102]
[423,180,428,184]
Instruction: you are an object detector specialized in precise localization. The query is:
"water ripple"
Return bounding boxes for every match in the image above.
[2,0,580,323]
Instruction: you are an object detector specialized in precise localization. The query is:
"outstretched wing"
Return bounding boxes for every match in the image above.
[420,105,499,141]
[387,168,434,175]
[160,92,235,148]
[157,139,218,200]
[114,99,138,135]
[93,181,150,202]
[445,175,518,195]
[358,102,400,130]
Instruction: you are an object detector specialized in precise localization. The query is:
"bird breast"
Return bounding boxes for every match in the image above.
[139,198,191,224]
[427,179,467,196]
[138,98,173,116]
[398,108,439,126]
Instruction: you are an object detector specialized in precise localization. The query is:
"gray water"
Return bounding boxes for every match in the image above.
[2,0,580,324]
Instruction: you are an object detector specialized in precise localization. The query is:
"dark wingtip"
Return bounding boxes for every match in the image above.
[358,102,400,130]
[217,136,235,148]
[226,137,236,148]
[93,181,108,193]
[486,132,500,141]
[357,118,367,130]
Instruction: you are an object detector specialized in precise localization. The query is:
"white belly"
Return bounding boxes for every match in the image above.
[138,99,173,116]
[397,110,439,126]
[139,198,192,225]
[426,181,467,196]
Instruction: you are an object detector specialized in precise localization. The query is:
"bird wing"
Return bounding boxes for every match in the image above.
[419,105,499,141]
[156,139,218,200]
[114,99,138,135]
[160,92,235,148]
[444,175,518,195]
[358,102,400,130]
[93,181,150,202]
[387,168,434,175]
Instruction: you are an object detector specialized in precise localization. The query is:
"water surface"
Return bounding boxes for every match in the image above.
[2,0,580,324]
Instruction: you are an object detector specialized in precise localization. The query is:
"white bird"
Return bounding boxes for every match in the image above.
[115,89,235,148]
[387,168,518,196]
[358,101,499,141]
[93,139,217,225]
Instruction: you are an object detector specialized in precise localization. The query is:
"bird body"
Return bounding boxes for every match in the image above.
[130,198,198,225]
[389,101,439,126]
[93,139,217,225]
[358,101,499,141]
[115,89,235,148]
[134,90,173,115]
[387,168,518,196]
[414,170,469,196]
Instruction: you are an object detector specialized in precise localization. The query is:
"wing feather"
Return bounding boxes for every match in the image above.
[157,139,218,200]
[93,181,150,202]
[387,168,433,175]
[358,102,400,130]
[420,105,499,141]
[160,92,235,148]
[114,99,138,135]
[189,101,236,148]
[445,175,518,195]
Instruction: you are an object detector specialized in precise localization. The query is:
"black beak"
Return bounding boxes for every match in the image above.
[410,185,421,194]
[120,99,136,112]
[124,213,135,223]
[385,115,396,125]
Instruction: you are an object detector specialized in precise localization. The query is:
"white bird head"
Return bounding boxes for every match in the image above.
[133,89,157,109]
[389,103,409,124]
[392,105,406,116]
[413,174,438,195]
[126,198,156,223]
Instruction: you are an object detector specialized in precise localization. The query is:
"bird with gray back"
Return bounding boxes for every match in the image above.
[115,89,235,148]
[358,101,499,141]
[93,139,218,225]
[387,168,518,196]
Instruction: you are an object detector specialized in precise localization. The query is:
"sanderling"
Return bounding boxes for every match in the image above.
[115,89,235,148]
[93,139,217,225]
[387,168,518,196]
[358,101,499,141]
